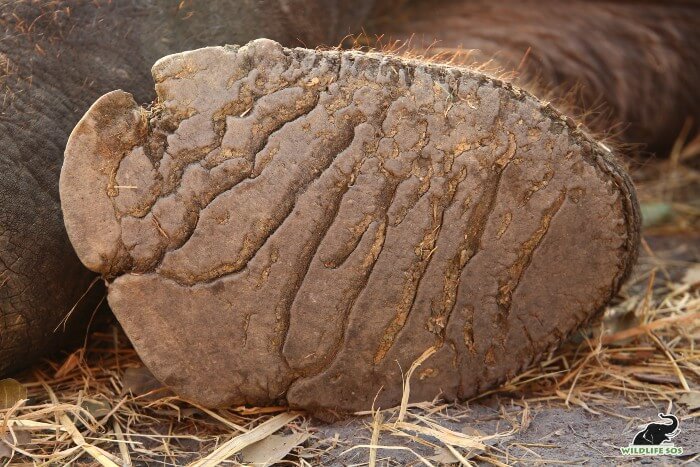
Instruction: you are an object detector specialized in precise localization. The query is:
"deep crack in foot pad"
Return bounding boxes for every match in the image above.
[60,39,639,413]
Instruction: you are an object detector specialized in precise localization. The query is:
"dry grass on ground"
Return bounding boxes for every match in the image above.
[1,157,699,465]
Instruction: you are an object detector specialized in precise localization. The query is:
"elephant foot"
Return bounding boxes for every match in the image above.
[60,39,640,413]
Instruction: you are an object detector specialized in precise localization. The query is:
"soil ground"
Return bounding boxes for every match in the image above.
[315,403,699,465]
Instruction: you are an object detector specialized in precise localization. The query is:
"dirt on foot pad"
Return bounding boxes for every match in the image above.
[60,39,640,413]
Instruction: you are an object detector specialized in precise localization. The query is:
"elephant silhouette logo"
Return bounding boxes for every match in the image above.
[632,413,680,446]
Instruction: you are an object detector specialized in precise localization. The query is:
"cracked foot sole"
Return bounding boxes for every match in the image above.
[60,39,640,414]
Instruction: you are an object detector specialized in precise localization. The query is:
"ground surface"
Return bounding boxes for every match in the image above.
[1,151,699,466]
[316,403,699,465]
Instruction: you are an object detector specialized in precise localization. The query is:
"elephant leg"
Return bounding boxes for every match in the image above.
[369,0,700,154]
[0,47,111,375]
[0,148,102,374]
[0,0,375,376]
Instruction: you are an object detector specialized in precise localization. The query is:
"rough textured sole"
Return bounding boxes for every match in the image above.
[60,39,640,414]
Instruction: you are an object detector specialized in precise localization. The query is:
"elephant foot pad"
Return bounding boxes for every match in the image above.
[60,39,640,413]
